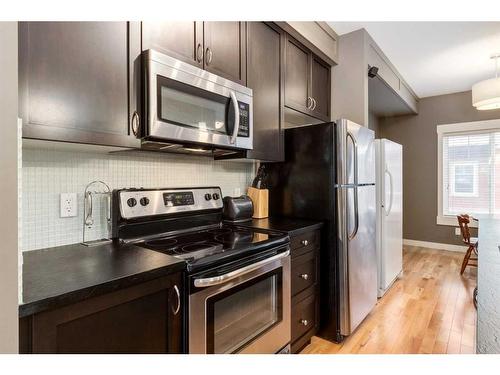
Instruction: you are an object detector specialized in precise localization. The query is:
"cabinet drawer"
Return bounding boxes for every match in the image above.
[291,292,316,343]
[291,251,317,297]
[290,230,320,257]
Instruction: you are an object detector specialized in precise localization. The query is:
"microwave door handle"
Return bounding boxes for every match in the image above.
[229,90,240,144]
[193,250,290,288]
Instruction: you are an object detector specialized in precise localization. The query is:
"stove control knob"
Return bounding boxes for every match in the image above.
[140,197,150,206]
[204,193,212,201]
[212,193,220,200]
[127,198,137,207]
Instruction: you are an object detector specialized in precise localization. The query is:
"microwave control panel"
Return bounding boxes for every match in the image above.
[237,102,250,137]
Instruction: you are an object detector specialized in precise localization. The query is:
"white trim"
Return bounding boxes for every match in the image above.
[437,119,500,226]
[436,118,500,135]
[403,239,467,253]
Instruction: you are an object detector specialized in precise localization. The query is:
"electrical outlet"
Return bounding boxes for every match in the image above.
[233,187,241,196]
[60,193,77,218]
[455,227,461,236]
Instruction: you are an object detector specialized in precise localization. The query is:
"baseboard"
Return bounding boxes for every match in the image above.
[403,239,467,253]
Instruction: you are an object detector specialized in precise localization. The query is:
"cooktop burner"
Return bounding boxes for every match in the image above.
[139,225,283,262]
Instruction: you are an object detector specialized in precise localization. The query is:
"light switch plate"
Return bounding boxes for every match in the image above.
[60,193,77,218]
[455,227,461,236]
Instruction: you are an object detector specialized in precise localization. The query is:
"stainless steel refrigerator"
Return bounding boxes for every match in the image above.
[267,119,377,342]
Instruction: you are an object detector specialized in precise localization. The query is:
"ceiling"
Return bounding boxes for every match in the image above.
[328,22,500,98]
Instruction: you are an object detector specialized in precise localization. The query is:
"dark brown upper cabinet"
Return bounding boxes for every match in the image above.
[20,272,184,354]
[142,21,203,68]
[284,35,331,122]
[245,22,284,162]
[19,22,141,148]
[203,22,246,85]
[142,22,246,85]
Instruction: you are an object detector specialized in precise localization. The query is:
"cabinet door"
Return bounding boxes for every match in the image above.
[284,36,311,115]
[310,55,331,121]
[19,22,140,148]
[142,21,203,68]
[203,22,246,85]
[30,273,184,354]
[246,22,284,162]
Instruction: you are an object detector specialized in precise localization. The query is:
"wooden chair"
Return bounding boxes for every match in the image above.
[457,214,478,275]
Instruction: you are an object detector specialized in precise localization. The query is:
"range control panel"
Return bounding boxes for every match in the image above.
[119,187,223,220]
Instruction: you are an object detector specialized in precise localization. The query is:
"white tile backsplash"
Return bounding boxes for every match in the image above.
[22,148,254,251]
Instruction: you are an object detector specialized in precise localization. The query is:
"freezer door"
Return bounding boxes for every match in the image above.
[336,119,376,186]
[338,184,377,336]
[378,139,403,294]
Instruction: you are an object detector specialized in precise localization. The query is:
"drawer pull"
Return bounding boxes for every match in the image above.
[301,240,309,246]
[300,319,309,326]
[300,273,309,280]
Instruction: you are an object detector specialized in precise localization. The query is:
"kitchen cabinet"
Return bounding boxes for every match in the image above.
[284,35,331,122]
[142,21,246,85]
[245,22,284,162]
[290,229,321,353]
[19,22,141,148]
[19,272,184,354]
[203,22,246,85]
[142,21,203,68]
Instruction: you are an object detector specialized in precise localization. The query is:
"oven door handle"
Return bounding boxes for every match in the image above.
[229,90,240,145]
[193,250,290,288]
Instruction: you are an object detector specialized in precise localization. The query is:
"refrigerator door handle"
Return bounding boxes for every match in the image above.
[348,187,359,240]
[385,168,394,216]
[346,131,359,185]
[346,131,359,239]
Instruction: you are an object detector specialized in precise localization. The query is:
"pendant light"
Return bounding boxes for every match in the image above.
[472,53,500,110]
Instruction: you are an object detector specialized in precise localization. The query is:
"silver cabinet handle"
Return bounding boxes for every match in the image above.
[307,97,312,109]
[300,273,309,280]
[229,90,240,144]
[196,43,203,63]
[300,319,309,326]
[205,47,213,65]
[194,250,290,288]
[131,111,140,137]
[171,285,180,315]
[311,98,317,111]
[301,239,309,246]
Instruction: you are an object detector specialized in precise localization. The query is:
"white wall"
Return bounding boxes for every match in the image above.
[0,21,19,353]
[22,147,254,251]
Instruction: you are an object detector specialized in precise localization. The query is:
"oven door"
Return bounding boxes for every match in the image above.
[145,50,253,150]
[189,250,291,354]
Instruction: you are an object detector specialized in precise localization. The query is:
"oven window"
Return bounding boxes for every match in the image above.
[206,270,283,354]
[157,76,230,135]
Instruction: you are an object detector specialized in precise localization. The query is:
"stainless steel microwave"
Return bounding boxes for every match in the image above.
[143,49,253,151]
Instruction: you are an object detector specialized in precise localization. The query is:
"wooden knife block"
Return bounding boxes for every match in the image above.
[247,187,269,219]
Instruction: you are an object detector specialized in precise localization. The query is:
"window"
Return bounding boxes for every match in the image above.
[437,120,500,226]
[450,164,478,197]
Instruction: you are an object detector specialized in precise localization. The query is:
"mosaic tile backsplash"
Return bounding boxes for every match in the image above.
[22,148,254,251]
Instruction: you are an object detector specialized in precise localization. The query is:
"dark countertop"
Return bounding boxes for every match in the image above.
[19,241,185,318]
[476,217,500,354]
[234,216,323,236]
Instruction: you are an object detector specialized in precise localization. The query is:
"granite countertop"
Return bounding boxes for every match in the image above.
[477,218,500,354]
[19,241,185,318]
[234,216,323,236]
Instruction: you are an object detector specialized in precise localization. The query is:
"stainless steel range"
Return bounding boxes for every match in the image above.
[112,187,291,354]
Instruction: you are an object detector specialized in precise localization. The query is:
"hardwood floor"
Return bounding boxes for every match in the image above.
[301,246,477,354]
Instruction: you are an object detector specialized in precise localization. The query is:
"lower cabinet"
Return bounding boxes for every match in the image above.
[19,272,184,354]
[289,229,320,353]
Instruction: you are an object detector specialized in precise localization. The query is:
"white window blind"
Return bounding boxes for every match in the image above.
[442,131,499,216]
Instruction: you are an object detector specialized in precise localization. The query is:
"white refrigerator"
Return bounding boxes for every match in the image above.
[375,139,403,298]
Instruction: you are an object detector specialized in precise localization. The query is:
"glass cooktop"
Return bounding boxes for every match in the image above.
[138,225,284,263]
